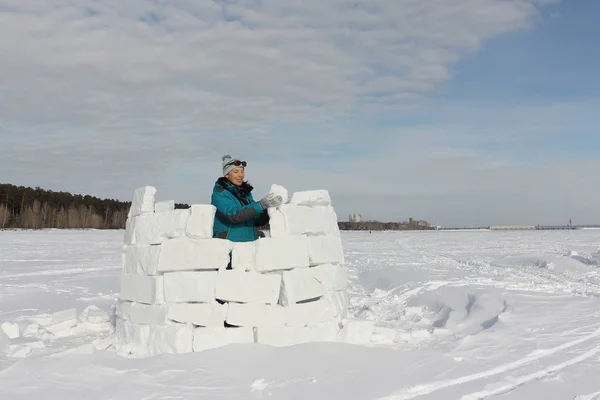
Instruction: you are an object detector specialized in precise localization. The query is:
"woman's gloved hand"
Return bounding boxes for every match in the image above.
[259,193,283,210]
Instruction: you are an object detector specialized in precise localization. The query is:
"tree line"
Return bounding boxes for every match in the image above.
[0,183,132,229]
[0,183,432,231]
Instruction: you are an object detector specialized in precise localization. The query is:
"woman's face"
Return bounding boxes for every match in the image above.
[226,166,245,186]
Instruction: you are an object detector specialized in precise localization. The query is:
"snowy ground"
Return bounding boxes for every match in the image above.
[1,229,600,399]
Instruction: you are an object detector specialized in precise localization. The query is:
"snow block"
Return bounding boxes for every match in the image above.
[123,244,161,275]
[289,190,331,207]
[115,301,133,320]
[146,323,194,356]
[269,184,289,204]
[121,244,128,268]
[124,217,136,245]
[256,326,313,347]
[50,309,77,325]
[79,305,110,325]
[45,320,77,337]
[17,314,52,327]
[231,241,257,271]
[157,237,232,272]
[307,235,345,265]
[311,264,348,291]
[254,235,310,272]
[20,322,40,338]
[115,318,194,356]
[338,320,375,344]
[167,303,227,327]
[116,301,169,325]
[129,186,157,217]
[226,303,287,328]
[280,267,326,306]
[193,327,254,352]
[267,207,286,237]
[185,204,217,239]
[271,204,339,237]
[154,200,175,213]
[119,273,164,305]
[6,341,46,358]
[370,326,398,344]
[163,271,218,303]
[114,317,150,355]
[133,209,191,245]
[326,290,349,321]
[311,319,341,342]
[285,298,337,327]
[1,322,20,340]
[0,329,9,354]
[216,270,281,305]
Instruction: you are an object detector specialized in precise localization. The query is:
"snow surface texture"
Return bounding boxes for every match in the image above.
[116,186,349,357]
[2,229,600,398]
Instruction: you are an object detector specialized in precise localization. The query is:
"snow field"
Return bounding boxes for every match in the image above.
[115,185,349,356]
[1,227,600,398]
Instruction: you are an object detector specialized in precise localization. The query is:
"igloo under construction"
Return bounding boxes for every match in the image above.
[114,185,349,357]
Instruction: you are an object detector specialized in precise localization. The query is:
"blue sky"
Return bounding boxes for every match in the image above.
[446,1,600,102]
[436,0,600,162]
[0,0,598,227]
[362,0,600,162]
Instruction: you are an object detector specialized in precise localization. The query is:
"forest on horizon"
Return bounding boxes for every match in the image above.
[0,183,432,231]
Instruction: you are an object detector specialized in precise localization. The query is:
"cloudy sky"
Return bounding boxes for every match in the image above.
[1,0,598,227]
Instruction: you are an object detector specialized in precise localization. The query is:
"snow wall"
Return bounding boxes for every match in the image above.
[115,186,349,357]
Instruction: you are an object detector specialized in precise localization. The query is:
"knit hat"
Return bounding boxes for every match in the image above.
[222,154,246,176]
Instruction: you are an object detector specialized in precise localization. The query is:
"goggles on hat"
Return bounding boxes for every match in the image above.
[226,160,247,168]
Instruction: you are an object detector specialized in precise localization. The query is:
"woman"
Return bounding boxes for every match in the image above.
[212,155,283,242]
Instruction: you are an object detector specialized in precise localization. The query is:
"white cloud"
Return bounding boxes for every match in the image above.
[0,0,554,137]
[3,0,589,226]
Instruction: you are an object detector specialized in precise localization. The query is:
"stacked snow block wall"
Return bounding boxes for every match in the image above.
[115,186,348,357]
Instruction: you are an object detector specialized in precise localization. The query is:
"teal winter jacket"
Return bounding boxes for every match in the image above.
[211,177,269,242]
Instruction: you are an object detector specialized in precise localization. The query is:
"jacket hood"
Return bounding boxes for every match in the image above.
[214,177,254,197]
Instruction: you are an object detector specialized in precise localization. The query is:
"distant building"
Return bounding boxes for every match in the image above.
[349,213,363,223]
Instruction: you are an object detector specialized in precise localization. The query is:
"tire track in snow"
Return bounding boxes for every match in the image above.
[378,327,600,400]
[393,236,600,297]
[575,390,600,400]
[426,250,600,297]
[460,346,600,399]
[1,265,118,279]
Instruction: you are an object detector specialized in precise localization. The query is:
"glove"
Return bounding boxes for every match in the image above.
[259,193,283,210]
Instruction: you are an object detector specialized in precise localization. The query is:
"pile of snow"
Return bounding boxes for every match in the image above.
[400,287,508,338]
[568,250,600,267]
[116,185,349,357]
[0,306,111,358]
[494,248,600,271]
[342,285,509,347]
